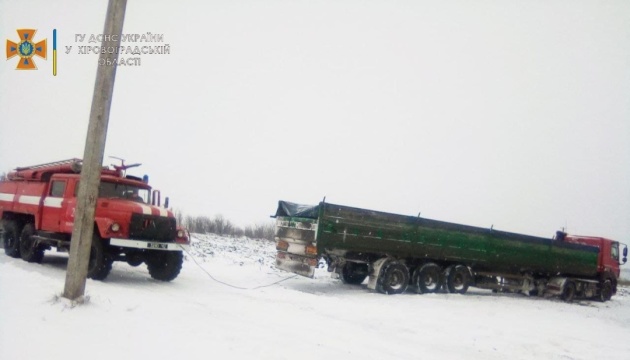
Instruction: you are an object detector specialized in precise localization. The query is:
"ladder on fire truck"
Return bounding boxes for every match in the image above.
[9,158,83,180]
[14,158,82,172]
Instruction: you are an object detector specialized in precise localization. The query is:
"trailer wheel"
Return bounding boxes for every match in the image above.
[561,281,576,302]
[19,223,44,263]
[340,262,368,285]
[87,234,113,280]
[446,265,470,294]
[147,251,183,281]
[3,220,21,258]
[529,286,542,297]
[598,280,612,302]
[376,260,409,295]
[413,263,442,294]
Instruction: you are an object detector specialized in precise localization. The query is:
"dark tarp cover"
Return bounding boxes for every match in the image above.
[274,201,319,219]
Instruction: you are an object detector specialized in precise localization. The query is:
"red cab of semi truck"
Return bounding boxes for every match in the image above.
[0,158,189,281]
[561,232,627,291]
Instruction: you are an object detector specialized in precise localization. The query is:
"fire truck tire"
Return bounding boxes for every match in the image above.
[87,235,113,280]
[340,262,368,285]
[413,262,442,294]
[446,265,470,294]
[598,280,613,302]
[147,251,183,281]
[126,254,144,267]
[3,220,21,258]
[19,223,44,263]
[375,260,409,295]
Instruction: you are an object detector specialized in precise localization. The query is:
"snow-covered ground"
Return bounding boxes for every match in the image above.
[1,233,630,360]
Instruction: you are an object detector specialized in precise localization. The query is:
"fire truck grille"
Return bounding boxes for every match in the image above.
[129,214,177,242]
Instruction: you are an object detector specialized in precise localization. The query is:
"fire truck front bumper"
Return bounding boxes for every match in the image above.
[109,238,190,252]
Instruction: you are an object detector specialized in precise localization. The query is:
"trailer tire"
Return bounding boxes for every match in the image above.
[598,280,612,302]
[413,263,442,294]
[3,220,21,258]
[561,281,576,302]
[19,223,44,263]
[446,265,470,294]
[340,262,368,285]
[147,251,183,281]
[376,260,409,295]
[529,286,543,297]
[87,234,113,280]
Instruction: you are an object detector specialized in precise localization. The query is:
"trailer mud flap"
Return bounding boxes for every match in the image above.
[276,252,317,278]
[367,257,389,290]
[545,277,566,296]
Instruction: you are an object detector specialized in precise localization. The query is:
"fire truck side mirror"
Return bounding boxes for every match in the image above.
[152,189,161,207]
[164,197,169,209]
[623,247,628,257]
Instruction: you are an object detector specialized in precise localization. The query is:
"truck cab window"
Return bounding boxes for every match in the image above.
[611,243,619,261]
[50,180,66,197]
[98,181,149,204]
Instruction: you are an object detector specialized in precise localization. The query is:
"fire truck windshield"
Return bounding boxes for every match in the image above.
[98,181,150,204]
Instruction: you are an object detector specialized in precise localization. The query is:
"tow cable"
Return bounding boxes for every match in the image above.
[178,244,298,290]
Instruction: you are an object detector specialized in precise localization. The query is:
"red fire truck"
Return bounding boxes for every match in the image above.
[0,159,189,281]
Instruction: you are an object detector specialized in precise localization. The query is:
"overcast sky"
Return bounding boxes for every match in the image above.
[1,0,629,241]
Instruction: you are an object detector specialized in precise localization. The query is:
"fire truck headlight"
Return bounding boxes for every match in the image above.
[177,230,185,238]
[111,223,120,232]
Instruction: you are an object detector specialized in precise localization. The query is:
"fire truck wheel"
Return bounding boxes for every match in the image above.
[340,262,368,285]
[375,260,409,295]
[126,254,144,267]
[19,223,44,263]
[2,220,21,258]
[87,234,113,280]
[446,265,471,294]
[599,280,612,302]
[147,251,183,281]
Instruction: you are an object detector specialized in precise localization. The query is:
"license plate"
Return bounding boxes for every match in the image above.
[147,242,168,249]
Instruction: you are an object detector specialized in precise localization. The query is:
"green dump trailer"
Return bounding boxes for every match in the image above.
[274,201,626,302]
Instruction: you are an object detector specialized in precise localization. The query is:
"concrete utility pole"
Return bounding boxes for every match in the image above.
[63,0,128,301]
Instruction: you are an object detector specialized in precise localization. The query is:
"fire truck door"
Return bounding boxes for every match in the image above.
[41,180,67,232]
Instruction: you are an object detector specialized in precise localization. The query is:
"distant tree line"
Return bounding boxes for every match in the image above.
[174,210,276,241]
